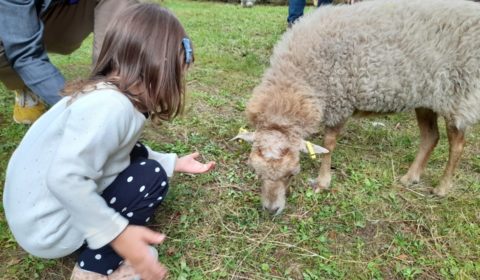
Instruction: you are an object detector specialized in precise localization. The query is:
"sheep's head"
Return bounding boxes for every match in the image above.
[234,129,328,215]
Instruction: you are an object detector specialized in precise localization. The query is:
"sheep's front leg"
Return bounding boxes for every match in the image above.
[312,124,343,192]
[433,123,465,197]
[400,108,439,186]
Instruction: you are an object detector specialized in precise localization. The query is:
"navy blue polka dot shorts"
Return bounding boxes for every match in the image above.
[76,142,169,275]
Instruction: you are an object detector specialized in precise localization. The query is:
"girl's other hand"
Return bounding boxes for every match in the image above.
[111,225,168,280]
[174,152,216,174]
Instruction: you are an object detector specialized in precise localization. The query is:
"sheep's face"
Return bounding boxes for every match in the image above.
[248,130,301,215]
[234,129,328,214]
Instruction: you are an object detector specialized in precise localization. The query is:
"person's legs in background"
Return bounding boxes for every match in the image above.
[287,0,332,28]
[287,0,306,27]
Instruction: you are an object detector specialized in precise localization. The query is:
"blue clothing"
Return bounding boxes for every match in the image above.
[0,0,69,105]
[288,0,306,24]
[288,0,332,24]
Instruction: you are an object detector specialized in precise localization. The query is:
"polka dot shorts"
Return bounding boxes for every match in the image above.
[76,142,169,275]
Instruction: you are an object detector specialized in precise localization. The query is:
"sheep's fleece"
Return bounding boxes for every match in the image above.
[242,0,480,213]
[254,0,480,131]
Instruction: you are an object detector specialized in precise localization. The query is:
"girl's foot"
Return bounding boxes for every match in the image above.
[108,246,157,279]
[71,247,157,280]
[70,264,108,280]
[70,262,139,280]
[107,262,140,280]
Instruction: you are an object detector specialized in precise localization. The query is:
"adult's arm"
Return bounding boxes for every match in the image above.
[0,0,63,104]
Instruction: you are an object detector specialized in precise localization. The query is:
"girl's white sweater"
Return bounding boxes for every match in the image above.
[3,83,177,258]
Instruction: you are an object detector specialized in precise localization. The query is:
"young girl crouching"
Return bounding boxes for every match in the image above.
[3,3,215,280]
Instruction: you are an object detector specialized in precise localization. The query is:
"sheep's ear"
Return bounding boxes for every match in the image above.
[300,140,329,158]
[231,131,255,143]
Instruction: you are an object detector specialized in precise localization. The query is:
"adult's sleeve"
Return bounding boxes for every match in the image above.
[45,93,134,249]
[0,0,63,104]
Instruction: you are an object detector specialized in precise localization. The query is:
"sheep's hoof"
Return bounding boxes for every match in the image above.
[399,174,420,187]
[432,186,449,197]
[308,178,329,193]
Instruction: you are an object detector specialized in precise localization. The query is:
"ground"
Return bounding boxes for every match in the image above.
[0,0,479,279]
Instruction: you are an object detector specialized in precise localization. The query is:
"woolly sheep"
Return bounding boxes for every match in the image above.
[235,0,480,214]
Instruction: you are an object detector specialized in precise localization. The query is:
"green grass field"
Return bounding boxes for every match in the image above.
[1,1,479,279]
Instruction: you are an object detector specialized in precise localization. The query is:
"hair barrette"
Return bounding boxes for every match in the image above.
[182,37,193,65]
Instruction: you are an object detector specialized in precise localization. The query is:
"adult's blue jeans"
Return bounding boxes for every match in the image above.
[287,0,332,23]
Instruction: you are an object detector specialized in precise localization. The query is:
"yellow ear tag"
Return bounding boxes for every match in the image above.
[305,141,317,159]
[237,127,249,143]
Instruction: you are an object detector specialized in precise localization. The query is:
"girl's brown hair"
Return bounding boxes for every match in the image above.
[63,3,193,122]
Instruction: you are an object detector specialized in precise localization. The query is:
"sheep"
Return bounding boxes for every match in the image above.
[235,0,480,214]
[241,0,254,8]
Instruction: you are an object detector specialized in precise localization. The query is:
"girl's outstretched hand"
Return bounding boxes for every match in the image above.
[111,225,168,280]
[174,152,216,174]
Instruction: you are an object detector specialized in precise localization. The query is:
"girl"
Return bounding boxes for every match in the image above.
[3,3,214,280]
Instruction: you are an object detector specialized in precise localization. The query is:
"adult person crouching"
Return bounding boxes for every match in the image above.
[0,0,138,124]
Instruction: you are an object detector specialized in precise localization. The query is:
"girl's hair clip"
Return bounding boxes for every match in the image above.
[182,37,193,65]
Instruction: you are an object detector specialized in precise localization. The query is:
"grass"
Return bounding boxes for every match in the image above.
[1,0,479,279]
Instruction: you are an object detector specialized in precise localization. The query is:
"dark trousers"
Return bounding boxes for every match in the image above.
[76,142,169,275]
[287,0,332,23]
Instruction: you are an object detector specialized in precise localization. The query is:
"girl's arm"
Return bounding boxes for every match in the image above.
[145,146,177,177]
[146,147,215,174]
[110,225,168,280]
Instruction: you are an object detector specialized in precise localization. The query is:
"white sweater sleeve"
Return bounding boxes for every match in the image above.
[145,145,177,177]
[46,93,135,249]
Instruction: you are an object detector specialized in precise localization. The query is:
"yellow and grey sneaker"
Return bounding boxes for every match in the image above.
[13,90,46,124]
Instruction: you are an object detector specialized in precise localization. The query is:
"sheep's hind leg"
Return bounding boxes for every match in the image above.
[311,124,344,192]
[433,123,465,197]
[400,108,439,186]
